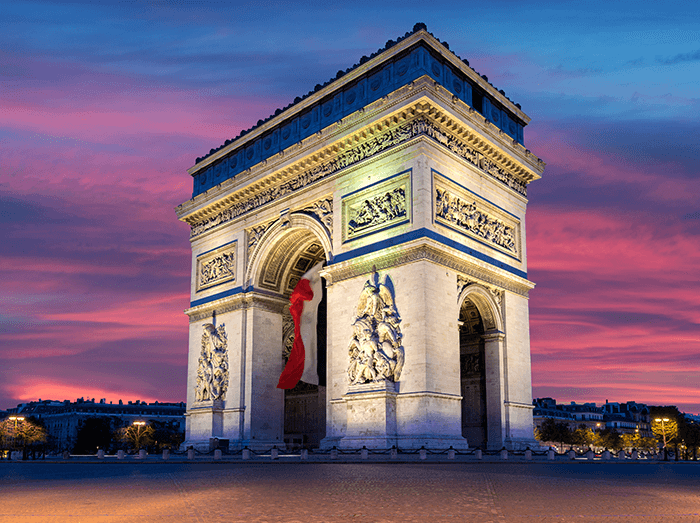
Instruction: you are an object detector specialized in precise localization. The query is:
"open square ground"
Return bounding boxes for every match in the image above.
[1,462,699,522]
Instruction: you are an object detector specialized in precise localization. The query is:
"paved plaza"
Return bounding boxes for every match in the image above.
[1,461,699,522]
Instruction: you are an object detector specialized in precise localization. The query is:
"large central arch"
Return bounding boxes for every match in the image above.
[247,213,331,449]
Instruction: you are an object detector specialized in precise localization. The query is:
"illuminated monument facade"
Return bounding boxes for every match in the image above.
[176,25,544,451]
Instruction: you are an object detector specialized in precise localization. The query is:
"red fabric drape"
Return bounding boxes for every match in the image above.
[277,278,314,389]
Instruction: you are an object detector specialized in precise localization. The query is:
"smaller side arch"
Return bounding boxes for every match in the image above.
[245,212,333,290]
[457,283,503,333]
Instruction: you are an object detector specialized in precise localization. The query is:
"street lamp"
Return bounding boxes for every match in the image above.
[655,418,670,448]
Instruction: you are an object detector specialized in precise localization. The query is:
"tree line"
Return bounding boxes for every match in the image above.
[0,416,184,457]
[535,406,700,457]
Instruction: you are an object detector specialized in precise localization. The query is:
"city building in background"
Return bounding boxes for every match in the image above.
[533,398,652,437]
[4,398,185,451]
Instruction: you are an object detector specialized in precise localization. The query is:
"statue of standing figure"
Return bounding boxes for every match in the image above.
[347,273,404,384]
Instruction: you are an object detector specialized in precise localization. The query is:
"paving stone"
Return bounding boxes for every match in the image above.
[0,462,698,522]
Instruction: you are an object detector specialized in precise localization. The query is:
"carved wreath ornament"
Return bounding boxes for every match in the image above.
[347,273,405,384]
[194,324,229,402]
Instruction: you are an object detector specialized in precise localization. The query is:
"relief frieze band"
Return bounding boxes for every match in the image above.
[324,242,532,298]
[188,115,527,239]
[434,173,521,260]
[342,171,410,242]
[196,242,237,292]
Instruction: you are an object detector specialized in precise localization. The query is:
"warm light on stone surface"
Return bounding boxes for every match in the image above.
[176,28,544,451]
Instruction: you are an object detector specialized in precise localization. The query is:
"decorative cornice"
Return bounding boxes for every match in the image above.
[181,99,541,240]
[175,81,544,227]
[188,28,531,174]
[185,292,287,323]
[323,238,533,297]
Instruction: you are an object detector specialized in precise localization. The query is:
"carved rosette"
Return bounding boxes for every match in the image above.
[347,273,405,384]
[194,323,229,403]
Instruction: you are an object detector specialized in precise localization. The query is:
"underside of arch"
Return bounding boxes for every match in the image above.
[258,230,325,295]
[246,212,332,295]
[458,284,502,332]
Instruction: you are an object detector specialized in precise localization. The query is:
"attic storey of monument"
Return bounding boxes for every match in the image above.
[176,24,544,451]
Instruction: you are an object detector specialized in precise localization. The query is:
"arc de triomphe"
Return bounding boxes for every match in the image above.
[176,25,544,451]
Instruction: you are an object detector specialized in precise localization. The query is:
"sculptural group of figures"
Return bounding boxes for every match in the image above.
[347,275,405,384]
[199,252,235,286]
[435,188,516,253]
[348,187,406,236]
[194,323,229,402]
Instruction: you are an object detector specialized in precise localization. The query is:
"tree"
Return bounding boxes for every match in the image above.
[0,417,47,456]
[572,426,595,448]
[535,419,572,449]
[73,417,116,454]
[651,417,678,448]
[150,421,185,451]
[650,406,681,448]
[116,423,154,451]
[593,429,622,451]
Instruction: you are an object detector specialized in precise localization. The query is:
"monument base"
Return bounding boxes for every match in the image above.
[504,437,541,451]
[337,381,397,450]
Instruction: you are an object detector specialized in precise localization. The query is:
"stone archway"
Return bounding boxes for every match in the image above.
[457,284,505,449]
[247,214,331,449]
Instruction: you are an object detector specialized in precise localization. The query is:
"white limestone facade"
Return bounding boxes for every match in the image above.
[176,27,545,451]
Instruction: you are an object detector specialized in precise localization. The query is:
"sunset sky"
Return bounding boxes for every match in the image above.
[2,1,699,414]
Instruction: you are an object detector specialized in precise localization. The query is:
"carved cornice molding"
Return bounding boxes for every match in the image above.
[324,239,533,297]
[185,292,287,323]
[177,82,543,236]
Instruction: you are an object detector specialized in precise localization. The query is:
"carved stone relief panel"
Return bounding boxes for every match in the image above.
[347,272,404,384]
[435,172,521,260]
[196,242,236,292]
[301,197,333,241]
[194,323,229,403]
[246,222,273,264]
[188,115,530,239]
[458,275,503,307]
[460,353,481,375]
[342,171,410,242]
[282,311,294,361]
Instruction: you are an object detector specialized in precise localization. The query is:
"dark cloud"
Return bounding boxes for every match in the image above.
[657,49,700,65]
